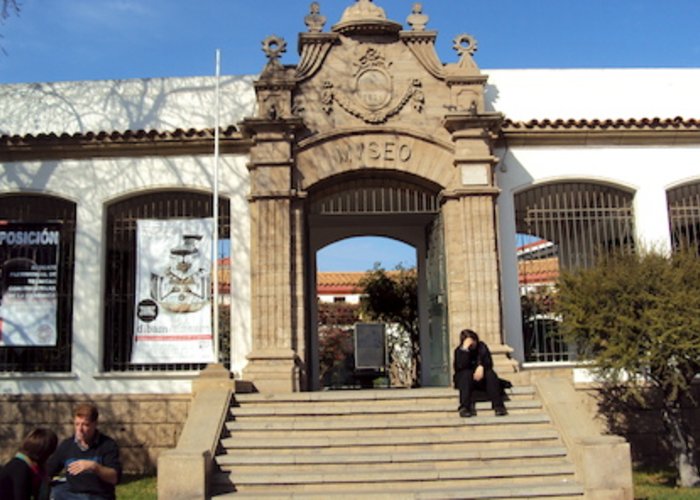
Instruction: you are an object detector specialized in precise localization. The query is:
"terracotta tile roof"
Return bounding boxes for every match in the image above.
[2,117,699,150]
[0,126,241,145]
[317,272,367,287]
[317,270,410,295]
[518,257,560,285]
[318,272,366,294]
[503,117,700,130]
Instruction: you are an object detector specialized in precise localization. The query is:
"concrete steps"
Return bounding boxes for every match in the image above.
[211,387,584,498]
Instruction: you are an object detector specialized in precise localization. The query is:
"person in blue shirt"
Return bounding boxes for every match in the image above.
[46,403,121,500]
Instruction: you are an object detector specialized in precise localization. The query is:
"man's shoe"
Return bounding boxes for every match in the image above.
[459,408,473,418]
[495,407,508,416]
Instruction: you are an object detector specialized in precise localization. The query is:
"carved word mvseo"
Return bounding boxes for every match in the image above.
[334,141,412,165]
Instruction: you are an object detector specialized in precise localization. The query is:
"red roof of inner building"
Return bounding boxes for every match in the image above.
[518,257,560,285]
[317,272,366,294]
[317,270,408,295]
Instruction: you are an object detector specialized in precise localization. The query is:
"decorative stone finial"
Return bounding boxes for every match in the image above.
[305,2,326,33]
[339,0,386,23]
[407,3,429,31]
[453,33,478,58]
[260,35,287,77]
[262,35,287,63]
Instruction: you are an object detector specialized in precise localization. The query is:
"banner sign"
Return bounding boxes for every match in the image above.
[0,221,60,347]
[131,218,215,364]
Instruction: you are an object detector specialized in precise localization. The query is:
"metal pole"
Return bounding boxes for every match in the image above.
[213,49,221,362]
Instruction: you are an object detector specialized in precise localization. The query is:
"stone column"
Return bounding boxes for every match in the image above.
[443,113,518,373]
[240,117,304,392]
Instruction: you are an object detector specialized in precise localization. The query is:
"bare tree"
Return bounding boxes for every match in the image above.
[1,0,20,55]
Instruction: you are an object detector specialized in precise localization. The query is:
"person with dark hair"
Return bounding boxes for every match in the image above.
[0,427,58,500]
[46,403,121,500]
[453,329,508,417]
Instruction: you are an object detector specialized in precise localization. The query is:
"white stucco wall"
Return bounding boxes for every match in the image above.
[485,68,700,120]
[318,294,362,304]
[0,153,251,395]
[0,75,256,135]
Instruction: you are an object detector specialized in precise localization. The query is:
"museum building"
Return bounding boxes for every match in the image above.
[1,0,700,472]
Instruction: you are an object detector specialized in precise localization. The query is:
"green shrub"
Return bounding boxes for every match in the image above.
[556,248,700,487]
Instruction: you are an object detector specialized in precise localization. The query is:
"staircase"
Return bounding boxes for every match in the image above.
[210,386,585,499]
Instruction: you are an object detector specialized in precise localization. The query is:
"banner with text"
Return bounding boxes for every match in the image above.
[131,218,215,364]
[0,221,60,347]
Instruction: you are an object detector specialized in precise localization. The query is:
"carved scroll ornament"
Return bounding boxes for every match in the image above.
[322,79,424,124]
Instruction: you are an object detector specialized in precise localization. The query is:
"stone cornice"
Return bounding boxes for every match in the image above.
[0,126,251,161]
[239,117,305,139]
[441,186,501,200]
[3,117,699,163]
[443,112,505,135]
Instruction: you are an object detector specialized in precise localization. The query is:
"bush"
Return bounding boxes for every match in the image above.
[556,248,700,487]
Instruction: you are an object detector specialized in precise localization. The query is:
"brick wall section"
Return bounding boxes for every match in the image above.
[0,394,190,474]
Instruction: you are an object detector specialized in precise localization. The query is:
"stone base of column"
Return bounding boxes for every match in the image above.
[242,348,301,393]
[490,343,521,374]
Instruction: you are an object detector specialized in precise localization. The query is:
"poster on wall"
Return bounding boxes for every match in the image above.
[0,221,60,347]
[131,218,216,364]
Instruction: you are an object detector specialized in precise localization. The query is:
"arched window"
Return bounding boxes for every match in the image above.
[514,181,635,362]
[668,181,700,253]
[103,190,230,372]
[0,193,76,372]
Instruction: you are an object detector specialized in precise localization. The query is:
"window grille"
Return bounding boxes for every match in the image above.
[668,181,700,253]
[310,178,439,215]
[103,190,230,372]
[0,194,76,372]
[514,182,635,362]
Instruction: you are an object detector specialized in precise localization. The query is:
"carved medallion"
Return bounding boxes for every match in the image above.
[356,67,392,111]
[354,48,393,111]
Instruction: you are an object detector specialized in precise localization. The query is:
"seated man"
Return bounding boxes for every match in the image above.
[46,403,121,500]
[453,328,508,417]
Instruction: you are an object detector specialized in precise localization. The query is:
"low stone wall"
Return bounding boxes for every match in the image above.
[575,383,700,468]
[0,394,190,474]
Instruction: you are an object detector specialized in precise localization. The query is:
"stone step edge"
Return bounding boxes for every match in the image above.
[221,428,561,449]
[226,413,551,431]
[210,481,584,499]
[222,462,576,485]
[215,445,569,466]
[231,400,541,416]
[234,387,534,403]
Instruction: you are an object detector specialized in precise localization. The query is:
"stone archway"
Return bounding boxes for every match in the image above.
[239,1,515,392]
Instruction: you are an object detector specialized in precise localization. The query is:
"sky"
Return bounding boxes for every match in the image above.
[1,0,699,271]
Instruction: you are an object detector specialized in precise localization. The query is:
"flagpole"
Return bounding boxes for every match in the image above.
[213,48,221,362]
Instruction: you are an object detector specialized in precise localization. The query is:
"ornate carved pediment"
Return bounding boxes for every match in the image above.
[321,48,424,124]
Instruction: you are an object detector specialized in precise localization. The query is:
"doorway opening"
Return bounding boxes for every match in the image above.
[316,236,417,389]
[306,172,449,391]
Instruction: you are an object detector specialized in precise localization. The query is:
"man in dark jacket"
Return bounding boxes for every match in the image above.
[453,328,508,417]
[46,403,121,500]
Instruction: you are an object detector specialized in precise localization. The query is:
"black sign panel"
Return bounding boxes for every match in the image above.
[354,323,385,370]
